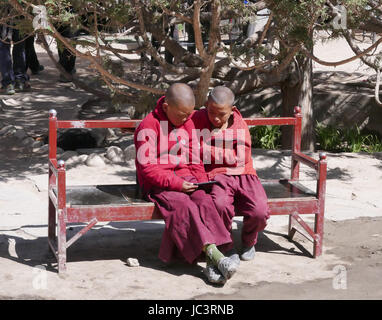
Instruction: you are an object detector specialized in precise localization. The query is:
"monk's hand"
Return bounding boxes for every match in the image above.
[181,181,198,193]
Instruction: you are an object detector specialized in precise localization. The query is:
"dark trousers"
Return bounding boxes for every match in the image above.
[0,28,29,87]
[185,23,196,54]
[25,35,41,73]
[58,46,76,73]
[150,25,175,66]
[0,38,14,87]
[185,22,209,54]
[56,25,76,73]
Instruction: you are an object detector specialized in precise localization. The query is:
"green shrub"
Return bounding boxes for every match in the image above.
[249,120,382,153]
[315,122,382,153]
[315,122,343,152]
[250,125,282,149]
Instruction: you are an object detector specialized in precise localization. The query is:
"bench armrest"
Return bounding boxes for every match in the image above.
[48,159,67,209]
[49,158,58,174]
[290,152,327,199]
[292,151,319,170]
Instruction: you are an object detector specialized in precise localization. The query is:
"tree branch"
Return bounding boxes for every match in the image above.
[134,0,201,77]
[303,37,382,67]
[193,0,207,59]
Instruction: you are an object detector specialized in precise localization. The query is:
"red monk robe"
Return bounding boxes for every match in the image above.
[134,96,232,264]
[192,107,270,250]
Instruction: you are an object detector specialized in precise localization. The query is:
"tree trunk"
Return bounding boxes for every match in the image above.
[300,56,314,151]
[281,78,300,149]
[280,54,314,151]
[195,53,217,108]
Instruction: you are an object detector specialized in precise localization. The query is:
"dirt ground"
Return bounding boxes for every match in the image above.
[0,36,382,300]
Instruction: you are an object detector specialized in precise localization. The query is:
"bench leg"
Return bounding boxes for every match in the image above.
[48,198,56,243]
[313,210,324,258]
[57,209,67,273]
[287,214,296,240]
[314,154,327,257]
[288,212,323,258]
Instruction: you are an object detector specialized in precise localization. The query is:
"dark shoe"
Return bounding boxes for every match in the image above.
[58,69,75,83]
[4,84,16,95]
[15,81,31,92]
[58,74,72,83]
[240,246,256,261]
[31,65,44,75]
[204,257,226,285]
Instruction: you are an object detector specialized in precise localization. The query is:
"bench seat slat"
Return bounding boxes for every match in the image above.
[267,198,318,215]
[64,198,318,223]
[53,184,146,207]
[262,179,316,199]
[53,179,316,209]
[66,205,159,223]
[53,180,317,223]
[57,120,140,129]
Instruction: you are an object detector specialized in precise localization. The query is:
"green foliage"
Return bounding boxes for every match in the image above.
[249,121,382,153]
[314,122,342,152]
[222,0,251,16]
[269,0,327,44]
[249,107,281,149]
[250,125,282,149]
[4,0,381,112]
[13,19,34,36]
[102,56,125,78]
[315,122,382,153]
[342,0,369,29]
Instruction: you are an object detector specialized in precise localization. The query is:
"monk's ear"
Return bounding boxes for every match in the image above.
[231,105,237,114]
[162,102,169,112]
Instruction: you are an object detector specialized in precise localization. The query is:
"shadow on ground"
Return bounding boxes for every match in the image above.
[0,219,312,278]
[253,149,353,181]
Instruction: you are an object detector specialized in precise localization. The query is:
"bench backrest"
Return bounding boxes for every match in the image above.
[48,106,302,179]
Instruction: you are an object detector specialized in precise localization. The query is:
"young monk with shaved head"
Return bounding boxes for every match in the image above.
[193,86,270,277]
[134,83,238,285]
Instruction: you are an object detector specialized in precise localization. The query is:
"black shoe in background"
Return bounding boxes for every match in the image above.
[15,81,31,92]
[31,65,44,75]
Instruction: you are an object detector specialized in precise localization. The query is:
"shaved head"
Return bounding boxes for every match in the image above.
[206,86,235,129]
[162,83,195,127]
[165,83,195,108]
[208,86,235,108]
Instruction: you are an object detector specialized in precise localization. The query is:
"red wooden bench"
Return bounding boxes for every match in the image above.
[48,106,327,274]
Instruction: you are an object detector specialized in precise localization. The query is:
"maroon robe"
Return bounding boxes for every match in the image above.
[192,107,270,250]
[211,174,270,249]
[134,97,232,263]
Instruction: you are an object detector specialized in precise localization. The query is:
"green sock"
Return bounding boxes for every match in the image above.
[205,244,225,266]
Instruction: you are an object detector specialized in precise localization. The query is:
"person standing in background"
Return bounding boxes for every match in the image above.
[25,34,44,75]
[0,25,31,94]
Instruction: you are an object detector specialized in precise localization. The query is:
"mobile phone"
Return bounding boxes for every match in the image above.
[194,181,218,186]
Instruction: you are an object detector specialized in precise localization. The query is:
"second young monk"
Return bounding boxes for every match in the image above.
[193,86,270,266]
[134,83,239,285]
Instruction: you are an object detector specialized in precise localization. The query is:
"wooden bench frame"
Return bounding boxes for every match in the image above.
[48,106,327,274]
